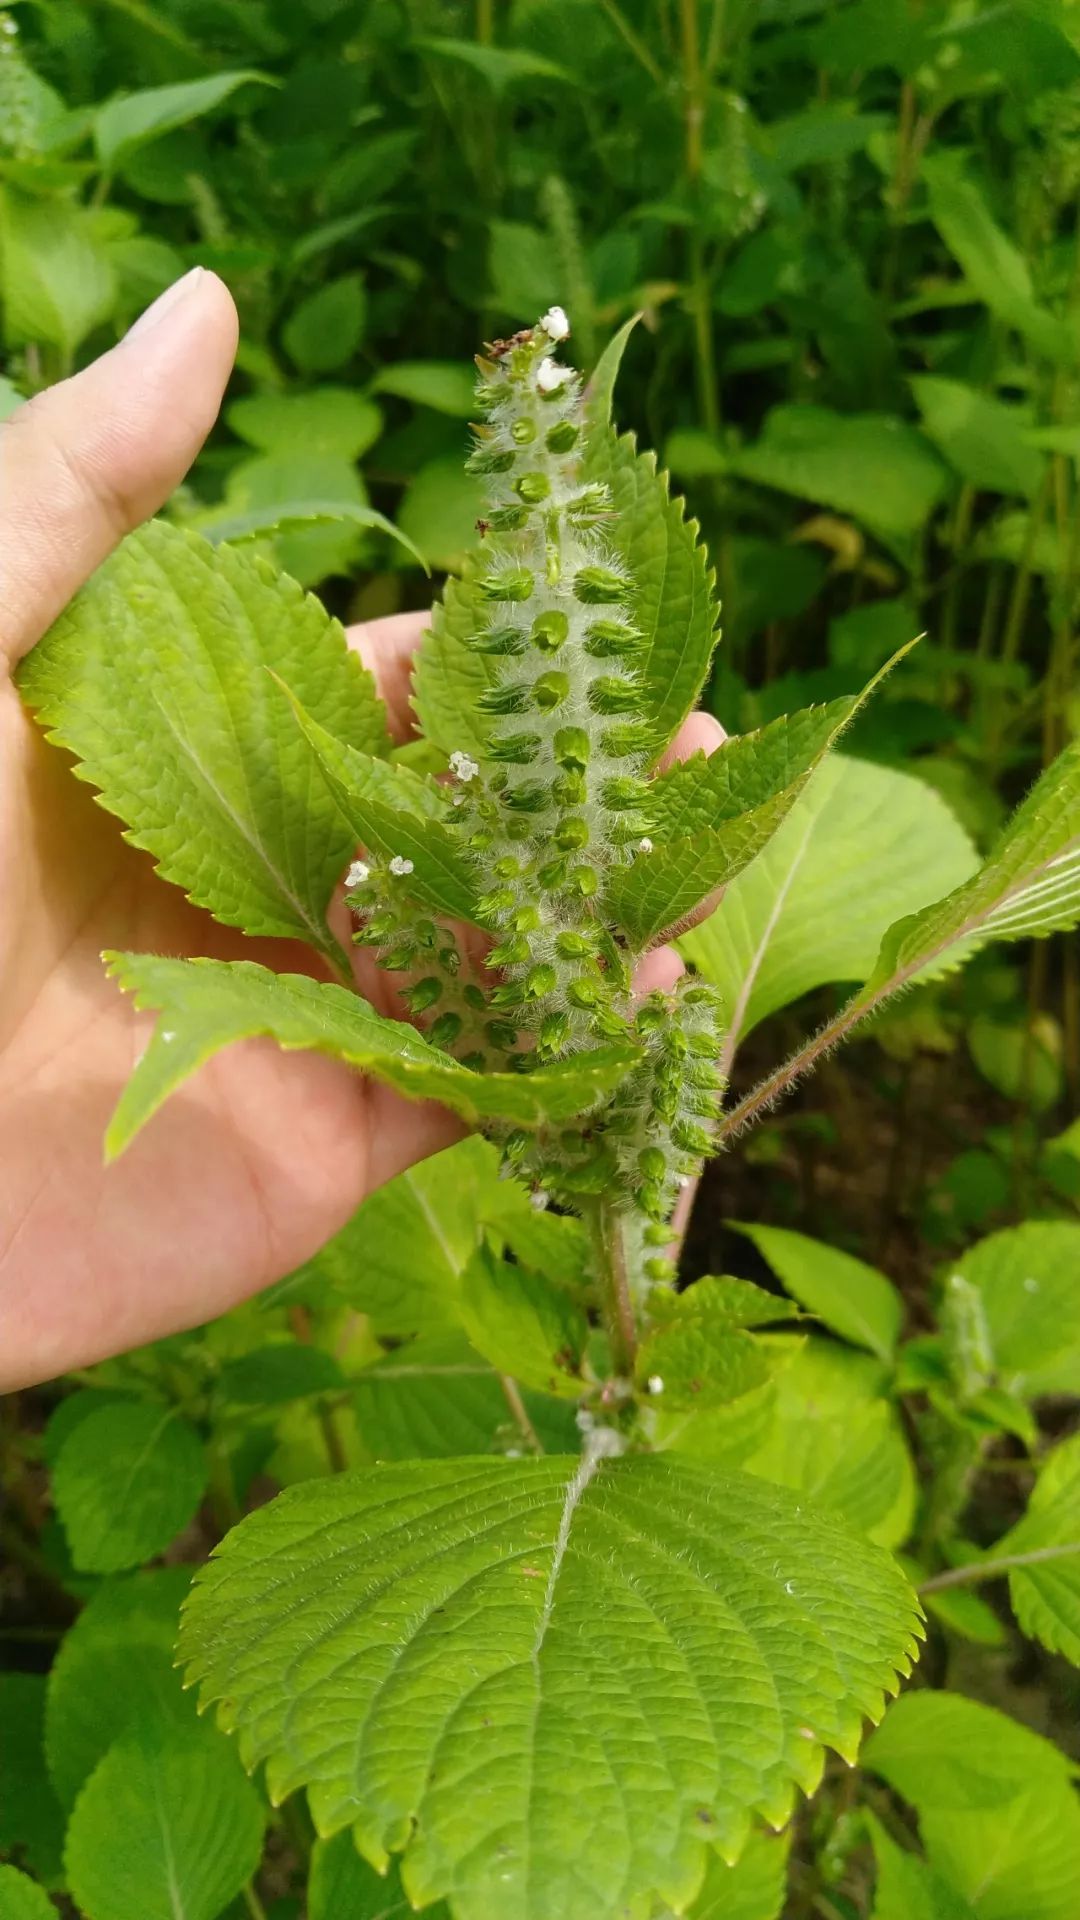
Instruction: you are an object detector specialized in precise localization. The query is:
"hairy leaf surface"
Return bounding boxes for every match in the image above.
[17,521,388,966]
[104,954,639,1152]
[181,1455,920,1920]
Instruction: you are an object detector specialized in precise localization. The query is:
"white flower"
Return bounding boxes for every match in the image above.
[676,1174,691,1190]
[530,1188,550,1211]
[449,750,479,782]
[452,793,465,807]
[389,856,414,877]
[647,1375,665,1395]
[345,859,370,888]
[637,837,654,854]
[540,305,570,342]
[536,358,568,394]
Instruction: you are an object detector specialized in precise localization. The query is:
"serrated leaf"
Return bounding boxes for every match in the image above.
[94,71,270,169]
[0,1867,58,1920]
[607,681,902,943]
[653,1275,797,1332]
[583,315,641,445]
[281,691,481,922]
[181,1455,920,1920]
[352,1333,577,1462]
[457,1246,588,1397]
[682,757,977,1049]
[989,1433,1080,1667]
[64,1718,265,1920]
[733,1224,903,1361]
[864,1692,1080,1920]
[950,1222,1080,1396]
[413,560,498,759]
[683,1829,790,1920]
[45,1570,195,1809]
[857,739,1080,1005]
[50,1398,207,1574]
[637,1279,782,1411]
[310,1833,451,1919]
[103,954,640,1154]
[0,1675,65,1886]
[582,424,720,758]
[17,520,388,968]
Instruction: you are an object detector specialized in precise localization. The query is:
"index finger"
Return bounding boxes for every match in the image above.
[346,610,428,746]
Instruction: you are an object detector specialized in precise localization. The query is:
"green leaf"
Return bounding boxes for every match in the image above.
[0,373,24,419]
[864,1692,1080,1920]
[310,1833,451,1919]
[682,757,977,1048]
[371,360,478,416]
[415,37,575,94]
[925,157,1075,366]
[228,387,383,458]
[398,458,486,574]
[352,1333,577,1462]
[281,693,481,921]
[45,1569,195,1809]
[729,406,948,538]
[182,1464,920,1920]
[284,273,366,374]
[0,1868,58,1920]
[683,1829,790,1920]
[732,1224,903,1360]
[0,189,115,355]
[193,500,426,569]
[766,105,890,171]
[64,1718,265,1920]
[456,1246,588,1397]
[867,1817,978,1920]
[0,1675,65,1886]
[956,1222,1080,1396]
[609,677,904,945]
[17,520,387,966]
[582,424,720,757]
[583,315,641,445]
[216,1343,345,1407]
[857,738,1080,1004]
[51,1398,207,1574]
[103,954,641,1154]
[94,72,270,170]
[990,1433,1080,1666]
[637,1279,779,1411]
[911,377,1044,498]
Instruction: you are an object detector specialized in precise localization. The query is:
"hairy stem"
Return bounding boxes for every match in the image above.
[591,1199,638,1377]
[500,1374,543,1453]
[920,1540,1080,1595]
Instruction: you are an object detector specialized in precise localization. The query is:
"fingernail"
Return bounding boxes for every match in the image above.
[123,267,205,344]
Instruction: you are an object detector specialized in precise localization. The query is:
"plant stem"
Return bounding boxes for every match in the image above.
[500,1375,543,1453]
[242,1883,268,1920]
[476,0,493,44]
[679,0,720,431]
[920,1539,1080,1595]
[597,0,667,88]
[590,1200,638,1378]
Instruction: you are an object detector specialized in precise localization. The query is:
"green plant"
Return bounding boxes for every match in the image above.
[5,312,1080,1920]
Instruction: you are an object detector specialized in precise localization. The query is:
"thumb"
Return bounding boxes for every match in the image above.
[0,266,238,674]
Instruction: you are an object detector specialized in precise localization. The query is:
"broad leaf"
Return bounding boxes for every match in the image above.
[0,1674,65,1886]
[951,1222,1080,1396]
[990,1433,1080,1667]
[371,360,477,416]
[94,72,270,170]
[733,1224,903,1361]
[283,273,366,374]
[182,1456,920,1920]
[192,499,425,569]
[583,314,641,445]
[352,1333,578,1461]
[729,405,948,539]
[608,681,902,944]
[0,189,114,355]
[911,377,1043,498]
[103,954,640,1153]
[0,1868,58,1920]
[456,1247,588,1398]
[50,1398,206,1573]
[64,1718,265,1920]
[414,37,574,94]
[864,1692,1080,1920]
[216,1344,345,1408]
[228,388,383,458]
[413,560,500,759]
[682,1830,790,1920]
[683,757,977,1051]
[636,1280,778,1411]
[867,1817,977,1920]
[17,521,388,968]
[282,692,481,922]
[310,1834,451,1919]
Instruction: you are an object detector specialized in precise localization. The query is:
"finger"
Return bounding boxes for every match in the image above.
[659,708,726,771]
[0,268,238,674]
[346,610,429,746]
[632,946,685,997]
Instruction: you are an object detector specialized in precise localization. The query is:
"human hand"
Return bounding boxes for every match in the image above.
[0,271,722,1388]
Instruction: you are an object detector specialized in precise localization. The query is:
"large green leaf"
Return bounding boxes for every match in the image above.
[954,1222,1080,1396]
[94,71,270,170]
[310,1833,451,1919]
[64,1718,265,1920]
[17,521,388,969]
[182,1456,920,1920]
[0,189,115,355]
[925,158,1074,367]
[352,1332,577,1460]
[729,406,948,538]
[682,1830,789,1920]
[50,1397,207,1573]
[990,1433,1080,1667]
[732,1224,903,1361]
[456,1247,588,1398]
[863,1692,1080,1920]
[682,756,977,1051]
[227,388,383,458]
[103,954,640,1153]
[868,1818,978,1920]
[0,1868,58,1920]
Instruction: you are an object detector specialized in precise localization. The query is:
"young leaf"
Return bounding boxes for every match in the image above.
[989,1433,1080,1667]
[281,690,482,922]
[103,954,640,1154]
[911,376,1044,498]
[732,1224,903,1361]
[227,388,383,458]
[17,521,388,969]
[352,1333,578,1461]
[636,1318,772,1413]
[93,72,271,170]
[951,1222,1080,1397]
[685,756,977,1056]
[50,1398,207,1574]
[64,1718,265,1920]
[582,423,720,758]
[370,360,478,416]
[182,1455,920,1920]
[310,1834,451,1920]
[215,1344,345,1408]
[0,1867,58,1920]
[583,314,641,445]
[456,1246,588,1397]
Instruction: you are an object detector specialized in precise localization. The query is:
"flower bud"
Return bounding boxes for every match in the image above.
[554,816,589,850]
[468,624,527,656]
[540,1012,572,1052]
[514,471,551,504]
[511,417,537,444]
[638,1147,666,1181]
[488,731,540,764]
[428,1011,463,1050]
[568,864,599,897]
[584,619,641,657]
[553,726,590,769]
[477,682,528,714]
[488,934,532,969]
[545,419,578,453]
[589,675,640,714]
[524,963,558,999]
[537,855,569,889]
[403,977,443,1014]
[489,506,530,533]
[532,671,570,711]
[531,609,569,652]
[567,977,602,1009]
[575,565,631,605]
[481,567,534,603]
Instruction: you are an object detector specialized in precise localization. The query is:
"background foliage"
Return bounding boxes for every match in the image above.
[2,3,1080,1918]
